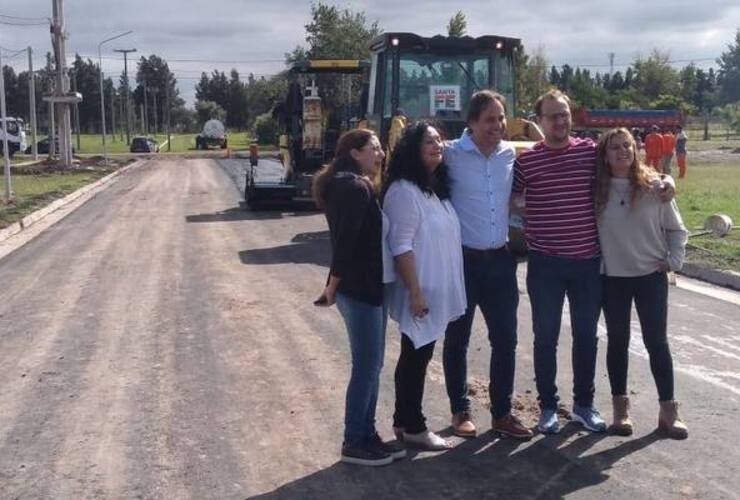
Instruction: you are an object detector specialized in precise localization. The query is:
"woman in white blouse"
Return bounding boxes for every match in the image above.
[383,122,467,450]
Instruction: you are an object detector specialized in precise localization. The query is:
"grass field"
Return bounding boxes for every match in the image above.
[685,123,740,152]
[0,167,113,229]
[676,160,740,272]
[70,131,253,154]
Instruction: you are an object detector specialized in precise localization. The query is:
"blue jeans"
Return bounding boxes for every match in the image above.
[443,247,519,418]
[335,292,387,447]
[527,251,601,410]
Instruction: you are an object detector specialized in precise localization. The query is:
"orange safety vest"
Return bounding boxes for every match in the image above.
[644,132,663,158]
[662,133,676,156]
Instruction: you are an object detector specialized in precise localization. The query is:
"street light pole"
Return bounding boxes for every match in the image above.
[98,30,132,165]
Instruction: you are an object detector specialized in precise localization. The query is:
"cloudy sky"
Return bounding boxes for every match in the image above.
[3,0,739,106]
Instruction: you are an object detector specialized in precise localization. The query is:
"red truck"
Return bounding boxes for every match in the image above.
[572,108,684,131]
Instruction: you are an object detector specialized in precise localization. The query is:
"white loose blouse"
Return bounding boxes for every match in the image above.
[383,180,467,348]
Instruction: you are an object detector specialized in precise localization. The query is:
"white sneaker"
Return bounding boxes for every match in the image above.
[402,430,451,451]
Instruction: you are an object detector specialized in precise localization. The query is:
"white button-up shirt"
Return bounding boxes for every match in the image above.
[444,132,516,250]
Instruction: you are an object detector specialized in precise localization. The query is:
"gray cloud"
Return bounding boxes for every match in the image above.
[3,0,738,105]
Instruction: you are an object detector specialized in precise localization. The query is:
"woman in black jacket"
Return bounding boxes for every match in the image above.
[313,128,404,466]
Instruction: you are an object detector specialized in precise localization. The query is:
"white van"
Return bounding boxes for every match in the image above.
[0,117,28,157]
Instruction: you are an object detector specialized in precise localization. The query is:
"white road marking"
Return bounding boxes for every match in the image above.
[701,335,740,354]
[569,302,740,398]
[676,276,740,306]
[673,335,740,362]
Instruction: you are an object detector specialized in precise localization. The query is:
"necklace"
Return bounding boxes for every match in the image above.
[612,183,630,206]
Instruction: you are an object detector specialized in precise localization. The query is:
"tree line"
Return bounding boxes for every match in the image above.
[2,5,739,138]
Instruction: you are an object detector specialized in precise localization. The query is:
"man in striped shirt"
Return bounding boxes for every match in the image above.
[513,89,606,434]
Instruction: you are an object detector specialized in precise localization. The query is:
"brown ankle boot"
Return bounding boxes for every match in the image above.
[609,395,633,436]
[658,400,688,440]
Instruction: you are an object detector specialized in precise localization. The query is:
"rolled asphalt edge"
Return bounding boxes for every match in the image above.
[0,159,146,246]
[2,157,739,293]
[678,263,740,291]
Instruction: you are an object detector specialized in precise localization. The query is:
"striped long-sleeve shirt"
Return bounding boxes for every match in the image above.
[513,137,600,259]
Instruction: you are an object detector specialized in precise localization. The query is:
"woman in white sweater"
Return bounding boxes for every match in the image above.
[383,121,467,450]
[595,127,688,439]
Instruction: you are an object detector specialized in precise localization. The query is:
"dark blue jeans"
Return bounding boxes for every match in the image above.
[443,247,519,419]
[335,292,387,447]
[527,251,601,410]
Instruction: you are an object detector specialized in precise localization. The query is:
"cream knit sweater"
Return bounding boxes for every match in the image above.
[598,178,688,277]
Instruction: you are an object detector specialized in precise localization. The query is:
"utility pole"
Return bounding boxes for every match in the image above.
[71,68,81,152]
[1,49,12,202]
[52,0,74,168]
[143,84,149,135]
[165,83,171,152]
[110,86,116,142]
[98,31,132,166]
[140,104,145,133]
[28,46,38,160]
[118,92,124,141]
[608,52,615,77]
[151,88,158,136]
[114,48,136,144]
[49,101,55,158]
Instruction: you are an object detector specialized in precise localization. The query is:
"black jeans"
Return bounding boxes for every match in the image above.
[393,334,435,434]
[527,251,602,410]
[443,246,519,419]
[602,272,674,401]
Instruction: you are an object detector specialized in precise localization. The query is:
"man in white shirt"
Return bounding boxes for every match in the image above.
[442,90,533,440]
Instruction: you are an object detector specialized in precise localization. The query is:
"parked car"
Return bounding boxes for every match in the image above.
[130,136,159,153]
[24,137,75,155]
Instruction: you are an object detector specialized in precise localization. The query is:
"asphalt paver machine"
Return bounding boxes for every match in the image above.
[245,32,536,209]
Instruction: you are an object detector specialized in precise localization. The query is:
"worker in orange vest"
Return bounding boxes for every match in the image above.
[661,128,676,175]
[644,125,663,170]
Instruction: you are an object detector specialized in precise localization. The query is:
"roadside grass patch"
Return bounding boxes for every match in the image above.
[676,161,740,272]
[0,167,113,229]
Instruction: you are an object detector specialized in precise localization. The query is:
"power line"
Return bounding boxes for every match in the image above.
[549,57,716,69]
[72,53,285,64]
[0,46,27,58]
[0,19,49,26]
[0,13,49,21]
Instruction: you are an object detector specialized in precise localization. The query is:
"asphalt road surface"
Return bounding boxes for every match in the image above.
[0,158,738,499]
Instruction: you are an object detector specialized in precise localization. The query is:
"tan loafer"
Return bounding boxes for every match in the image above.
[451,411,477,437]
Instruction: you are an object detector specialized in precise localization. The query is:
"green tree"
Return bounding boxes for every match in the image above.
[447,11,467,37]
[195,70,230,112]
[650,94,694,115]
[69,55,116,133]
[244,73,288,128]
[1,66,21,118]
[195,100,226,125]
[133,55,181,134]
[254,112,279,145]
[298,2,381,112]
[303,3,380,59]
[714,103,740,138]
[678,63,698,106]
[515,45,550,113]
[630,50,679,106]
[227,70,249,130]
[717,29,740,104]
[695,68,718,140]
